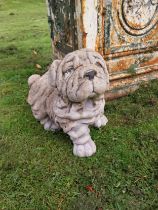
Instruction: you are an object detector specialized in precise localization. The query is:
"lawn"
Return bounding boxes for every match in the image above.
[0,0,158,209]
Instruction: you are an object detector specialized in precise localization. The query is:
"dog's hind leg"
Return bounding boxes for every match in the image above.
[68,124,96,157]
[28,73,60,131]
[40,117,60,131]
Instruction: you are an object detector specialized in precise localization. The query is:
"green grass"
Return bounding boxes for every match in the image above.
[0,0,158,209]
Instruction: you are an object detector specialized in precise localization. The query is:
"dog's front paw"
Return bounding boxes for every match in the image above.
[94,115,108,128]
[73,140,96,157]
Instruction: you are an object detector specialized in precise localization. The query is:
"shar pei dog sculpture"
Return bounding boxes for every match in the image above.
[27,48,109,157]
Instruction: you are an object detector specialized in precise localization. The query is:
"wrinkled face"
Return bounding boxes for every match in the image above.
[49,49,109,102]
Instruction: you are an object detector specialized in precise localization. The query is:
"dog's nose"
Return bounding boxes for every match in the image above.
[84,70,96,80]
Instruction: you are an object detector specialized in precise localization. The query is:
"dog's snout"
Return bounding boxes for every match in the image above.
[84,70,96,80]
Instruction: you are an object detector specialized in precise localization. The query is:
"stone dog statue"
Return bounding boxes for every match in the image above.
[27,48,109,157]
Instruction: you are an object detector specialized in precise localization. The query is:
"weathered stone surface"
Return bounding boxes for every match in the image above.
[27,48,109,157]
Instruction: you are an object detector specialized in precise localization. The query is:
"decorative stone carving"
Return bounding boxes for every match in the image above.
[124,1,155,28]
[28,49,109,157]
[27,49,109,157]
[119,0,158,35]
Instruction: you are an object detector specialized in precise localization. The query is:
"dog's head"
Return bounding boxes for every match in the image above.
[49,48,109,102]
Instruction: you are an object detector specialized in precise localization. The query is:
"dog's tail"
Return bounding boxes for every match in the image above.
[28,74,40,87]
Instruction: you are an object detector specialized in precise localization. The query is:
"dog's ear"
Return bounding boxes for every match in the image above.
[48,60,61,88]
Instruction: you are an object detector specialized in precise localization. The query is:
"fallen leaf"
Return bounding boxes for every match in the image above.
[33,50,38,55]
[85,185,95,192]
[36,64,42,69]
[122,189,126,194]
[115,182,121,188]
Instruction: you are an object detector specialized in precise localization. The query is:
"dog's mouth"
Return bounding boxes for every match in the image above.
[79,79,105,101]
[88,81,100,99]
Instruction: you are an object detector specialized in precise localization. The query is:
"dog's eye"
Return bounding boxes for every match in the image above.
[96,62,102,68]
[65,67,74,74]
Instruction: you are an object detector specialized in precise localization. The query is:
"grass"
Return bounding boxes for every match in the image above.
[0,0,158,209]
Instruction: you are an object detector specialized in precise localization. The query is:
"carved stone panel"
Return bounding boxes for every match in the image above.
[104,0,158,54]
[103,0,158,96]
[119,0,158,35]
